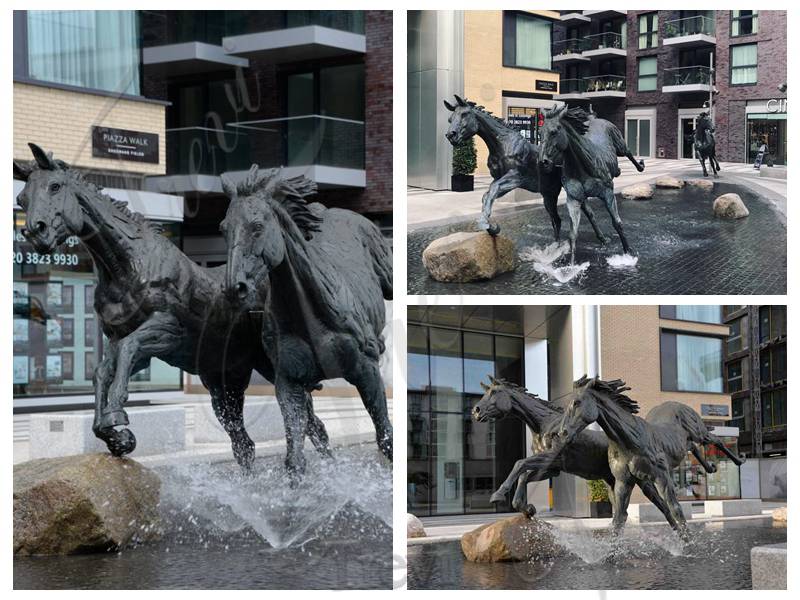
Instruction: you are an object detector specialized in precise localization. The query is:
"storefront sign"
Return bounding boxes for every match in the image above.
[701,404,730,417]
[92,126,159,164]
[766,98,787,114]
[535,80,558,93]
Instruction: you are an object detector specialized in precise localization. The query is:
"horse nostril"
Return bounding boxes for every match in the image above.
[235,282,248,298]
[20,228,28,237]
[35,221,47,233]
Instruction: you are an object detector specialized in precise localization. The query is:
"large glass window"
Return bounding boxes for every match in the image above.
[661,331,723,393]
[503,11,552,70]
[638,13,658,49]
[759,305,787,342]
[731,43,757,85]
[638,56,658,91]
[726,359,745,393]
[726,315,748,353]
[13,210,181,399]
[762,388,787,429]
[674,437,740,500]
[731,10,758,36]
[27,11,141,95]
[660,305,722,324]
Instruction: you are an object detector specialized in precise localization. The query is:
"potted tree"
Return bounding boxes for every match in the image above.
[451,137,477,192]
[588,479,613,518]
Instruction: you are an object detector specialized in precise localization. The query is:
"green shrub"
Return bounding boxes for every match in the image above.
[587,479,610,502]
[452,137,477,176]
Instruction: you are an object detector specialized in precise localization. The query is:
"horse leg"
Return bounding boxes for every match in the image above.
[604,475,617,515]
[624,151,645,172]
[565,196,583,265]
[580,202,610,245]
[639,480,681,530]
[713,153,722,172]
[699,156,708,177]
[91,342,118,445]
[601,187,632,255]
[610,477,635,535]
[690,443,717,473]
[536,170,563,241]
[512,468,558,517]
[100,313,182,456]
[654,473,690,540]
[490,452,560,504]
[704,432,745,466]
[477,169,523,236]
[348,356,392,462]
[304,391,333,459]
[275,375,310,485]
[203,375,256,473]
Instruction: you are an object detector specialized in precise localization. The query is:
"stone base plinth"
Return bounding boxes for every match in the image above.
[751,543,787,589]
[703,499,763,518]
[628,501,692,523]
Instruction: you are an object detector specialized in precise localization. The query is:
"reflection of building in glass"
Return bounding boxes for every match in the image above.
[407,305,754,518]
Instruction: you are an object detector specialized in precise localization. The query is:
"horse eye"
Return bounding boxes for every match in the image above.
[49,183,61,193]
[252,222,264,233]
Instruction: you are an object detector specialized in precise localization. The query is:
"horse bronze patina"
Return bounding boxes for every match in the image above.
[552,376,745,539]
[220,166,393,481]
[539,105,644,264]
[694,111,721,178]
[13,144,331,469]
[473,377,694,524]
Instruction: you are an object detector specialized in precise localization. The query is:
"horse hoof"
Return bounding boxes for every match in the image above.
[105,428,136,456]
[486,223,501,236]
[489,491,505,504]
[523,504,537,518]
[97,409,129,431]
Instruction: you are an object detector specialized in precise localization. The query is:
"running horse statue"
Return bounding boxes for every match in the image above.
[539,105,644,264]
[551,376,745,539]
[694,111,721,178]
[13,144,332,471]
[473,376,712,522]
[220,165,393,481]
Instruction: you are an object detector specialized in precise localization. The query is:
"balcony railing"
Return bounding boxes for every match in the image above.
[166,115,365,176]
[584,75,627,93]
[584,31,626,51]
[552,38,589,56]
[558,78,587,94]
[664,66,712,86]
[664,15,715,39]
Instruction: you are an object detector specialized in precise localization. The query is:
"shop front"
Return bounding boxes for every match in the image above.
[745,100,787,165]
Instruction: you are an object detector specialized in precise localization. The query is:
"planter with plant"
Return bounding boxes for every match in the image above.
[587,479,613,518]
[451,137,477,192]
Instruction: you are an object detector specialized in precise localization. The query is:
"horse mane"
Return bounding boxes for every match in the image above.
[458,97,517,131]
[488,377,563,412]
[19,157,162,234]
[544,105,612,180]
[230,165,322,240]
[575,375,639,414]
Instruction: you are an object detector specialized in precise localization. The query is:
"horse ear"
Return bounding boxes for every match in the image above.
[13,160,32,182]
[29,143,55,171]
[454,94,467,107]
[480,381,489,392]
[443,99,456,112]
[220,174,237,199]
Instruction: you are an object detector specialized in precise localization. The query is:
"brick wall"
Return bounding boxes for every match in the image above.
[13,82,167,175]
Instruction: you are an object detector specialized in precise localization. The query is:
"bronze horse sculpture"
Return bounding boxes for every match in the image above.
[694,111,720,178]
[473,377,708,524]
[220,166,393,482]
[13,144,332,470]
[552,376,745,539]
[539,105,644,264]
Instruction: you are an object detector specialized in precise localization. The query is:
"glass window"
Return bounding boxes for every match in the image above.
[429,328,463,413]
[731,10,758,36]
[639,13,658,49]
[638,56,658,91]
[503,11,552,70]
[661,331,723,393]
[726,360,743,393]
[726,315,747,354]
[27,11,141,95]
[661,305,722,324]
[731,43,757,85]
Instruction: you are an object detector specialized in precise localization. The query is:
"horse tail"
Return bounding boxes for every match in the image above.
[362,219,393,301]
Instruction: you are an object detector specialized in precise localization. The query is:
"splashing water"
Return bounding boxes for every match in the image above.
[519,241,571,265]
[606,253,639,269]
[548,524,688,566]
[533,261,590,284]
[157,445,391,550]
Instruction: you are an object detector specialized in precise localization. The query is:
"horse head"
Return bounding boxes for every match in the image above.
[472,375,517,422]
[443,95,480,146]
[539,104,590,173]
[554,375,601,444]
[14,143,85,254]
[220,164,319,307]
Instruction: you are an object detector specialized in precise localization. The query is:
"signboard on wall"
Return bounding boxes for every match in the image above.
[92,126,159,164]
[535,80,557,92]
[701,403,730,417]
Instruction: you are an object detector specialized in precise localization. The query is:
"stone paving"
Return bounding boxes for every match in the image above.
[408,180,786,295]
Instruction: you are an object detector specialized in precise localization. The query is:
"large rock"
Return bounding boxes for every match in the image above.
[713,193,749,219]
[422,232,515,282]
[461,514,563,562]
[772,506,787,523]
[14,454,161,555]
[655,176,684,189]
[685,178,714,192]
[621,183,654,200]
[407,513,426,538]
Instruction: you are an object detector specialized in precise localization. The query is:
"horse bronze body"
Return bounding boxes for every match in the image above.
[694,111,721,177]
[539,105,643,264]
[552,376,745,538]
[13,144,331,470]
[220,166,393,481]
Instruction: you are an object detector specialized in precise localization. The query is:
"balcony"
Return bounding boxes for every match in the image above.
[148,116,365,195]
[582,10,627,18]
[663,15,716,47]
[582,32,627,58]
[143,43,248,77]
[584,75,626,98]
[553,78,587,100]
[552,38,590,62]
[662,66,714,93]
[559,12,591,24]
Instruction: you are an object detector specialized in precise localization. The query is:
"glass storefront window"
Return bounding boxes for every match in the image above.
[13,210,181,399]
[747,116,786,166]
[27,11,141,95]
[674,437,741,500]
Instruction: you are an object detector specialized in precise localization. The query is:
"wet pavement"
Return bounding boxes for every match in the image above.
[408,182,786,295]
[408,519,786,590]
